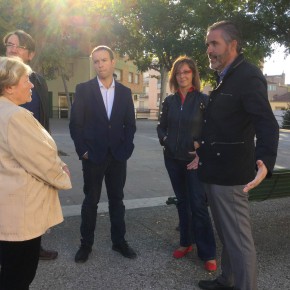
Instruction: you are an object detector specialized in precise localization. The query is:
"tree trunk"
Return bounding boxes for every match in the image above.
[158,66,169,120]
[61,72,71,119]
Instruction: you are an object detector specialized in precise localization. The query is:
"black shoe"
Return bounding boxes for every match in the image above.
[39,246,58,260]
[75,245,92,263]
[198,279,234,290]
[112,241,137,259]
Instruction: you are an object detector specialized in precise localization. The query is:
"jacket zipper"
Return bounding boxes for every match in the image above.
[175,104,183,152]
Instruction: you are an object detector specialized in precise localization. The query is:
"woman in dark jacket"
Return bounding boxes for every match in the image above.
[157,56,216,271]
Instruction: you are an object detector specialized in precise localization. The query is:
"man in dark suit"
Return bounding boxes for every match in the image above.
[70,46,137,263]
[197,21,279,290]
[3,29,57,260]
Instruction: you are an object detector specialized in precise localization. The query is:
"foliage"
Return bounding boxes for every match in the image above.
[281,104,290,129]
[0,0,289,113]
[0,0,95,114]
[245,0,290,52]
[0,0,288,77]
[0,0,92,77]
[88,0,283,114]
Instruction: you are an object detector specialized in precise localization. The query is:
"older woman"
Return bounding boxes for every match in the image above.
[0,56,71,289]
[157,56,217,271]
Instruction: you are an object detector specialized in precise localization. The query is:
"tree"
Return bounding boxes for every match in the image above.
[27,1,92,117]
[89,0,279,117]
[245,0,290,52]
[90,0,212,116]
[0,0,93,117]
[1,0,289,119]
[281,104,290,129]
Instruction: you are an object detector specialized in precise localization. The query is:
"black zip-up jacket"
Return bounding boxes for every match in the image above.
[197,54,279,185]
[157,90,208,161]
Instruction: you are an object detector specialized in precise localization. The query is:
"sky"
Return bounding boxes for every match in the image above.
[263,44,290,84]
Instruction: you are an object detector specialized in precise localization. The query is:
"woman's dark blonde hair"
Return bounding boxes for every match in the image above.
[169,56,201,92]
[0,56,32,95]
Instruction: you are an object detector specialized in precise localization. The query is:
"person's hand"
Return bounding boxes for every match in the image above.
[187,153,199,170]
[243,160,267,193]
[83,152,88,160]
[62,165,71,177]
[194,141,200,149]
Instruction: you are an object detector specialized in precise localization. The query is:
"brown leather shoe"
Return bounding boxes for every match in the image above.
[39,246,58,260]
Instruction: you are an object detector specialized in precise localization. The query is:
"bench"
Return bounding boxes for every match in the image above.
[166,169,290,204]
[248,169,290,201]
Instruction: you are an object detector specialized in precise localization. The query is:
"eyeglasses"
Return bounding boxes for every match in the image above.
[176,70,192,77]
[5,43,28,50]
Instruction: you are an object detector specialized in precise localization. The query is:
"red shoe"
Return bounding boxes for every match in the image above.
[173,245,193,259]
[204,260,217,272]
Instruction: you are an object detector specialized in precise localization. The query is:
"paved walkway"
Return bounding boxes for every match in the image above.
[29,119,290,289]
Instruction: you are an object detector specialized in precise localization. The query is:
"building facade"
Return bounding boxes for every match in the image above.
[45,56,143,118]
[142,69,171,120]
[265,73,290,110]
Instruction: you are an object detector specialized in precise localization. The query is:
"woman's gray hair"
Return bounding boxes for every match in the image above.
[0,56,32,95]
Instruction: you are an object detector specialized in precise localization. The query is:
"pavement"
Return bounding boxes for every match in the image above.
[28,119,290,290]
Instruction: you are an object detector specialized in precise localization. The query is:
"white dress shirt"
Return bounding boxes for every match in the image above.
[98,77,115,119]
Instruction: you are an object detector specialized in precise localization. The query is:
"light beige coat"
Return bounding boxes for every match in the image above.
[0,97,72,241]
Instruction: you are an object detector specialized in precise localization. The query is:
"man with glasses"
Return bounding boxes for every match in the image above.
[2,30,57,260]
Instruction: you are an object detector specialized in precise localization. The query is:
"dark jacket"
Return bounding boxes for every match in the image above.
[157,90,208,161]
[69,77,136,165]
[197,54,279,185]
[30,72,50,131]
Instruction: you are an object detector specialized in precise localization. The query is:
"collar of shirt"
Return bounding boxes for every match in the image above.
[97,77,115,89]
[218,65,231,83]
[177,86,195,105]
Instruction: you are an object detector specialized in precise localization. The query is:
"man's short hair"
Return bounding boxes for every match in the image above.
[90,45,114,60]
[3,30,36,53]
[207,21,242,54]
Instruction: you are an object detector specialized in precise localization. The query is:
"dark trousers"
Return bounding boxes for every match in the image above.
[165,156,216,261]
[80,154,127,247]
[0,236,41,290]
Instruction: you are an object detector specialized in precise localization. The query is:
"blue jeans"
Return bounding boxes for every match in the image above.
[80,154,127,247]
[165,156,216,260]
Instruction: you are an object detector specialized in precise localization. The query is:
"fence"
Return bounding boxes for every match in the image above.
[50,107,290,129]
[135,108,159,120]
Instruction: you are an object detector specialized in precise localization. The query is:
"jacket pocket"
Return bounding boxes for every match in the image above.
[210,141,246,164]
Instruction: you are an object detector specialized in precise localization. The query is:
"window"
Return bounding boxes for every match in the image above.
[58,95,68,118]
[157,93,161,107]
[143,76,149,86]
[114,69,122,81]
[268,84,277,91]
[134,74,139,84]
[157,78,161,89]
[128,72,133,83]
